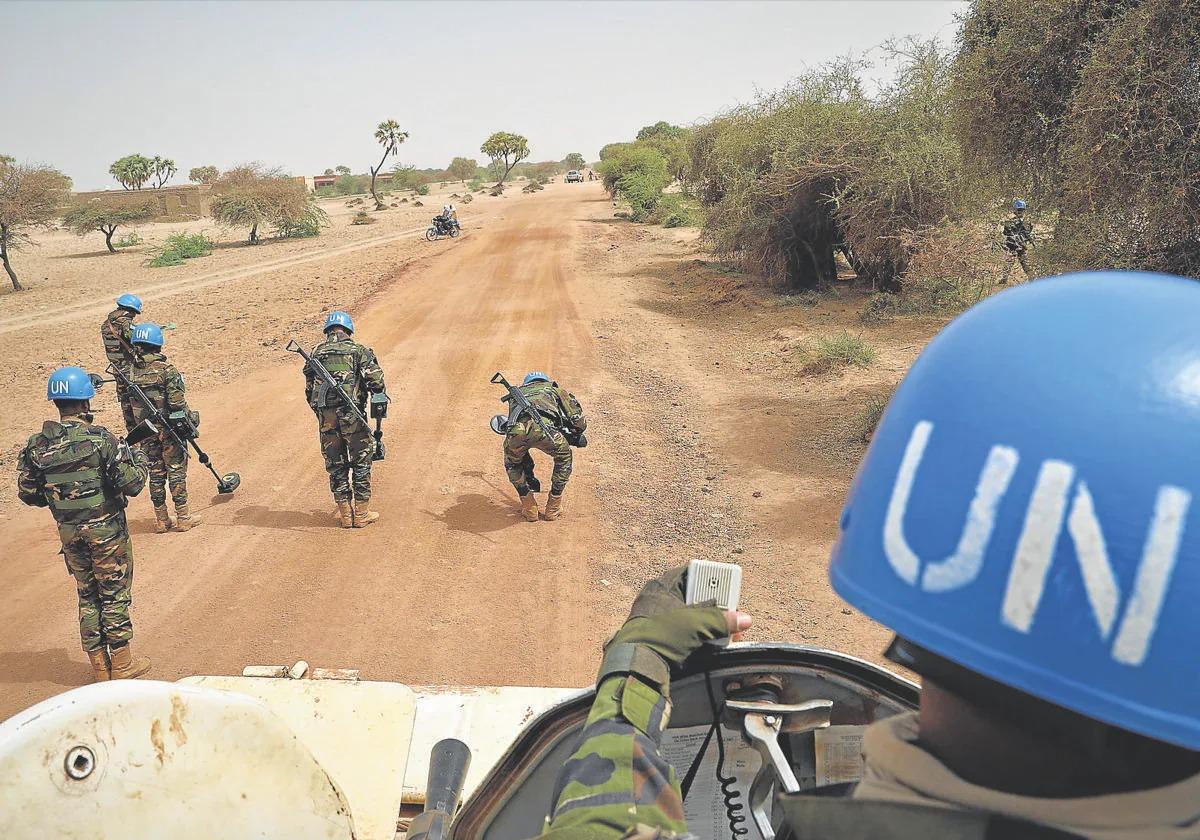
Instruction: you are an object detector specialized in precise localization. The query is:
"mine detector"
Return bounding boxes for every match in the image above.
[0,645,916,839]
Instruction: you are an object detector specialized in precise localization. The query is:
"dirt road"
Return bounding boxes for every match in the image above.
[1,182,898,720]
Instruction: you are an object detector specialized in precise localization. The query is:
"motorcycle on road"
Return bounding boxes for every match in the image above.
[426,216,460,241]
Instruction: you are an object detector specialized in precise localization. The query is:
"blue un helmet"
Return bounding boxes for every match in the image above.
[324,311,354,334]
[523,371,550,386]
[1013,199,1027,210]
[130,322,164,348]
[116,293,142,313]
[47,366,96,401]
[830,271,1200,750]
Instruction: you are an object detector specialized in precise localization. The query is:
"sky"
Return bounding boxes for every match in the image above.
[4,1,967,190]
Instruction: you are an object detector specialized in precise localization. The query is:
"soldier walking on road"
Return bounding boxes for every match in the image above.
[127,322,202,533]
[501,372,587,522]
[999,199,1035,284]
[17,367,151,682]
[304,311,386,528]
[101,293,143,431]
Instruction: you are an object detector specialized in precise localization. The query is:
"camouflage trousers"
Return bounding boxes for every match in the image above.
[504,420,572,496]
[115,382,137,432]
[141,432,189,508]
[1000,247,1031,282]
[316,407,375,502]
[59,512,135,652]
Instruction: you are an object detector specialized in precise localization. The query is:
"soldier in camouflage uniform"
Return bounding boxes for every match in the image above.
[502,371,587,522]
[100,292,143,431]
[304,311,386,528]
[999,199,1034,284]
[127,322,201,533]
[541,567,747,839]
[17,366,152,682]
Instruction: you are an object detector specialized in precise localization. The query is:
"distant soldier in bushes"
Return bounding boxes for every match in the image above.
[127,322,201,533]
[101,293,143,431]
[501,372,587,523]
[999,199,1035,284]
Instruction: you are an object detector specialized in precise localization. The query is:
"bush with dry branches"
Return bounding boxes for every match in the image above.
[209,165,327,243]
[0,158,72,290]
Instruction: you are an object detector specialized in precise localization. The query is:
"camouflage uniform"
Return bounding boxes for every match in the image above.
[101,307,139,431]
[541,568,727,840]
[1000,215,1034,283]
[17,418,146,652]
[503,380,587,496]
[304,328,385,503]
[126,351,192,510]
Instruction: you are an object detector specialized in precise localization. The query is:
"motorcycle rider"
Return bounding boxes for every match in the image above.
[542,270,1200,839]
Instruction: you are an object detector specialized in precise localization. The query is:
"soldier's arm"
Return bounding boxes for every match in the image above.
[542,569,734,839]
[359,345,386,393]
[16,443,48,507]
[165,365,191,414]
[102,431,147,497]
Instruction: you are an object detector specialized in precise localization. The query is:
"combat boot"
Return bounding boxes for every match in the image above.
[153,505,173,534]
[542,493,564,521]
[519,493,539,522]
[87,649,111,682]
[352,501,380,528]
[174,504,202,532]
[109,645,151,680]
[336,501,354,528]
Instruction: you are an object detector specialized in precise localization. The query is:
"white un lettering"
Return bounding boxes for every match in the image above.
[884,420,1190,666]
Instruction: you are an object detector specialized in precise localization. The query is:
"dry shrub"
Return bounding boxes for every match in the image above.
[460,193,474,204]
[799,331,877,375]
[350,210,375,225]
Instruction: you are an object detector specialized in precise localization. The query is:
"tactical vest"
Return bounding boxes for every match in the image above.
[517,381,568,425]
[26,422,123,523]
[310,339,364,408]
[102,310,137,370]
[125,354,173,419]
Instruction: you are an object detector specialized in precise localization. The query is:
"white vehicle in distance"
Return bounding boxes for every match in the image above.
[565,170,583,183]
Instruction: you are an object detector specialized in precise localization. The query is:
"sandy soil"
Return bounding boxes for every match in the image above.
[0,181,940,720]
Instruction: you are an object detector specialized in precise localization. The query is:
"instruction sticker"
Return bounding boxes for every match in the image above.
[661,724,766,840]
[814,725,866,787]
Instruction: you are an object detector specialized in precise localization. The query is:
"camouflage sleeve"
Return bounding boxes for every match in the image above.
[16,441,48,507]
[165,365,190,414]
[101,430,147,498]
[540,675,685,840]
[359,345,385,393]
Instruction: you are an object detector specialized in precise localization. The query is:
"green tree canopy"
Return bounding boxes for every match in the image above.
[62,200,156,253]
[480,132,530,185]
[188,165,219,184]
[109,154,153,190]
[209,165,327,243]
[150,156,176,188]
[335,165,351,176]
[447,157,477,182]
[563,152,586,169]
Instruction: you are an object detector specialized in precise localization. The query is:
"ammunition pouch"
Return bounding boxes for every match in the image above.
[564,428,588,448]
[168,410,200,441]
[369,392,390,419]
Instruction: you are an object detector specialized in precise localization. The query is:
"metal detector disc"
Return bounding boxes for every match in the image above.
[218,473,241,494]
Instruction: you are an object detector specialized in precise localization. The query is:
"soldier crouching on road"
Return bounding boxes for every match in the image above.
[127,322,202,533]
[304,311,386,528]
[502,372,587,522]
[17,366,151,682]
[101,292,143,431]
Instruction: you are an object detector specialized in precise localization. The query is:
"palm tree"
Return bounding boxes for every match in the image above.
[369,119,408,209]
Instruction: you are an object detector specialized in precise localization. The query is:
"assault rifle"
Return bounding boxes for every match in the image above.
[286,339,387,461]
[105,364,241,494]
[489,372,588,447]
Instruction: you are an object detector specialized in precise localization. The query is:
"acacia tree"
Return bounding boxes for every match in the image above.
[447,156,477,183]
[188,165,219,184]
[109,154,153,190]
[563,152,586,170]
[335,165,351,176]
[62,200,156,253]
[369,120,409,209]
[209,165,327,244]
[150,156,176,188]
[0,160,72,290]
[480,132,530,186]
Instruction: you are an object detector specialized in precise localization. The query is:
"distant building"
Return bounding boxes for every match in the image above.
[65,185,212,221]
[313,174,337,190]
